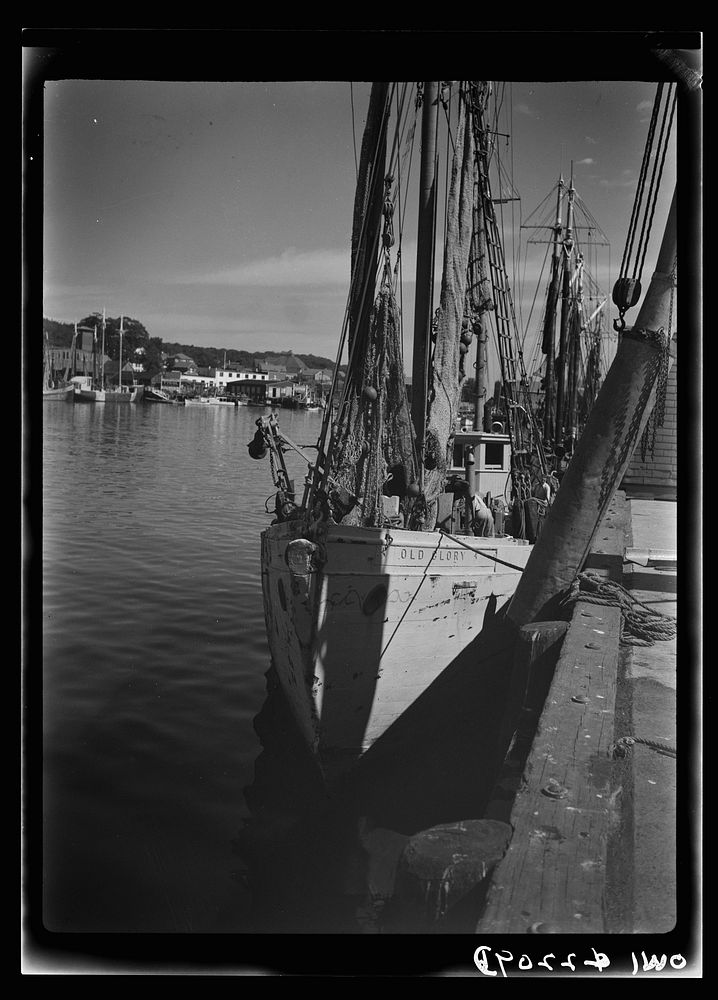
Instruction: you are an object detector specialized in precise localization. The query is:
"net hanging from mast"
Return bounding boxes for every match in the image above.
[330,264,419,527]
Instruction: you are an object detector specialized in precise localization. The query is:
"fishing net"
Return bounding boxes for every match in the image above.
[422,95,477,512]
[330,271,418,527]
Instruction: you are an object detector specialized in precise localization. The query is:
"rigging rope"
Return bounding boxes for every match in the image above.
[561,571,676,647]
[613,83,677,332]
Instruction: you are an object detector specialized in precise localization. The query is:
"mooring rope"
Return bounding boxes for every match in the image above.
[611,735,677,759]
[561,571,676,647]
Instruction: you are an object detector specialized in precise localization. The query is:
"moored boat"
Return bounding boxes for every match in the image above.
[143,386,174,403]
[43,330,75,401]
[252,82,545,781]
[72,314,143,402]
[43,385,74,401]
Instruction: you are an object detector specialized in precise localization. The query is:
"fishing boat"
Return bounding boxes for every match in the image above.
[184,394,241,406]
[74,315,144,403]
[251,83,546,780]
[75,380,144,403]
[143,386,174,403]
[42,331,74,401]
[43,384,75,401]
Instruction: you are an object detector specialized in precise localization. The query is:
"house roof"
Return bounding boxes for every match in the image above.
[104,359,135,374]
[264,354,308,372]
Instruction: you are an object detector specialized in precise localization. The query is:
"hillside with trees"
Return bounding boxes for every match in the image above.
[43,318,337,375]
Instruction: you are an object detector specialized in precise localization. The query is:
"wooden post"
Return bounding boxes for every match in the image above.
[390,820,512,932]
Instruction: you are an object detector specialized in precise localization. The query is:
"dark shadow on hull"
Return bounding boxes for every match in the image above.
[236,596,536,933]
[330,595,517,831]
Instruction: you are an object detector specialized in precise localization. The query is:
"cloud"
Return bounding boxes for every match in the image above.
[636,100,653,112]
[599,176,637,189]
[167,247,351,288]
[515,102,534,117]
[584,136,598,145]
[575,158,595,166]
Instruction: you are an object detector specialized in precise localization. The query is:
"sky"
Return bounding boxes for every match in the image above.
[40,77,678,376]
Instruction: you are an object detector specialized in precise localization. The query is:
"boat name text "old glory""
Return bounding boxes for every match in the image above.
[397,548,492,562]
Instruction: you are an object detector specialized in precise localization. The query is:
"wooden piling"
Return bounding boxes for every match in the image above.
[390,820,512,932]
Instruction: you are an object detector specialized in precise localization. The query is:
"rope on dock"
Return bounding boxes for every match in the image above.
[561,571,676,647]
[611,735,677,759]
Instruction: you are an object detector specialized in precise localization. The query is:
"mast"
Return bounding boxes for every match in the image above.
[555,163,575,442]
[542,177,563,443]
[508,188,677,627]
[64,324,78,383]
[348,82,389,360]
[43,331,51,390]
[565,251,584,443]
[410,81,439,467]
[474,315,488,430]
[118,315,124,390]
[101,308,106,389]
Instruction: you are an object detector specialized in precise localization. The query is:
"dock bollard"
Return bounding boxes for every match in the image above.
[389,819,512,932]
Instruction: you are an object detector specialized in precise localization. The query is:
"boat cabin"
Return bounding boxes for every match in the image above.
[449,427,512,502]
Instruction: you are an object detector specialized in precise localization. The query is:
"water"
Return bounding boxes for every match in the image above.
[39,401,324,935]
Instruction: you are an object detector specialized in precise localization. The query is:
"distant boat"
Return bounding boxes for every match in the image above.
[75,381,144,404]
[73,315,143,403]
[43,330,74,401]
[184,394,240,406]
[43,385,74,401]
[143,386,174,403]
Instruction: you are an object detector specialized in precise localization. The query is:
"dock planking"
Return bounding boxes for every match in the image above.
[583,491,631,583]
[476,599,623,934]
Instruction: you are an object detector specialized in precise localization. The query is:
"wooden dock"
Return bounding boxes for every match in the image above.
[476,491,679,935]
[476,597,623,933]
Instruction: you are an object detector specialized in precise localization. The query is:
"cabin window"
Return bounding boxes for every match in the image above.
[484,442,504,469]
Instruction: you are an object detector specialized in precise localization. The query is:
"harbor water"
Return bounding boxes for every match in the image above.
[39,400,323,934]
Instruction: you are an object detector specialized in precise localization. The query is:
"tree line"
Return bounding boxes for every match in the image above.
[43,315,336,378]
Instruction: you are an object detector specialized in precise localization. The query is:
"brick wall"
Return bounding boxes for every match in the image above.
[621,358,677,496]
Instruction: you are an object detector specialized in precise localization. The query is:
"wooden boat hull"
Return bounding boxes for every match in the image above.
[143,388,174,403]
[184,396,241,406]
[75,387,144,403]
[261,519,531,774]
[43,386,74,401]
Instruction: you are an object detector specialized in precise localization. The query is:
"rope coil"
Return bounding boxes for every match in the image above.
[562,571,676,646]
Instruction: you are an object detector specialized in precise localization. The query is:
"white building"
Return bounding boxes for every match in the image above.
[215,367,269,389]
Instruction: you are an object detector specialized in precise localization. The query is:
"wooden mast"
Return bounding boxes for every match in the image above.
[118,315,124,391]
[508,187,677,627]
[410,82,439,474]
[542,177,563,444]
[474,316,488,431]
[64,324,78,384]
[555,164,575,443]
[101,308,106,390]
